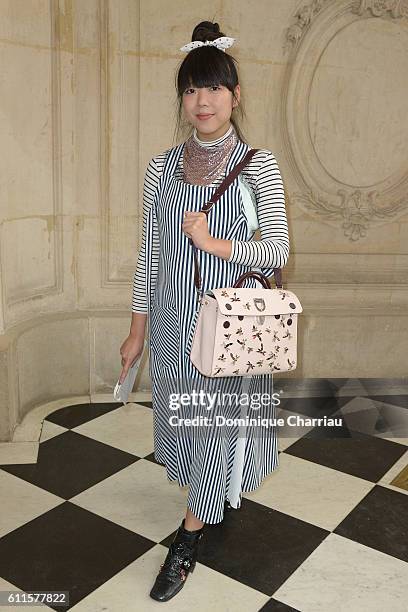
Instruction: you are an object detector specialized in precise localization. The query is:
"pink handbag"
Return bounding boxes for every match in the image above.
[188,149,303,378]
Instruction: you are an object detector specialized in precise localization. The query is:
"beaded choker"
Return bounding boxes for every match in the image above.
[182,125,238,186]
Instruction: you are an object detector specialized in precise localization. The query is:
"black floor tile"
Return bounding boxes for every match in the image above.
[278,378,348,397]
[334,397,408,439]
[45,402,122,429]
[0,430,139,499]
[333,485,408,562]
[367,395,408,410]
[346,379,407,396]
[325,378,352,390]
[134,401,152,410]
[142,451,166,466]
[161,498,329,596]
[0,501,155,610]
[279,395,351,418]
[301,422,360,440]
[283,431,406,482]
[258,598,300,611]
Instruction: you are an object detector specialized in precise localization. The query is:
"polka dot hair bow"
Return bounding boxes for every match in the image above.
[179,36,236,53]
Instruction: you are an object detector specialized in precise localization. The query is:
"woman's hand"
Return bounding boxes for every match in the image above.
[119,333,145,384]
[182,211,213,251]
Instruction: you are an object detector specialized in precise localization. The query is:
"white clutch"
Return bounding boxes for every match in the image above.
[113,339,148,403]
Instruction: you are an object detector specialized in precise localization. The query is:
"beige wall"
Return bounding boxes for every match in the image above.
[0,0,407,442]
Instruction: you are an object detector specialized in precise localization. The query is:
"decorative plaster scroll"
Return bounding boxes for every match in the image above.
[285,0,330,50]
[352,0,408,18]
[282,0,408,241]
[286,0,408,49]
[293,189,407,241]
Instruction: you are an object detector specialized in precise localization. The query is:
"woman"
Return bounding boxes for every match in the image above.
[119,20,290,602]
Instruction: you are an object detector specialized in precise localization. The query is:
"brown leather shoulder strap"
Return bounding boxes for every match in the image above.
[200,148,259,214]
[190,147,282,298]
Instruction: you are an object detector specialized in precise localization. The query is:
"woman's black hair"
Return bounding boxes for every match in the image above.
[172,20,247,145]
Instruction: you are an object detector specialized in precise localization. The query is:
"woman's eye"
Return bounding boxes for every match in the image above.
[183,86,220,94]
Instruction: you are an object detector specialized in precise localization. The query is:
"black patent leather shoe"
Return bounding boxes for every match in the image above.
[149,518,204,602]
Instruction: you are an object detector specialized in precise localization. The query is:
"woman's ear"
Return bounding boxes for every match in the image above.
[233,84,241,107]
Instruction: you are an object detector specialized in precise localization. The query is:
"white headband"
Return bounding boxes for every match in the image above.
[179,36,236,53]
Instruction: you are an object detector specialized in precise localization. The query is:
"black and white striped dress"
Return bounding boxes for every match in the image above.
[132,127,290,524]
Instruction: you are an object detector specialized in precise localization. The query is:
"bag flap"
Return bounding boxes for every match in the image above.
[207,287,303,316]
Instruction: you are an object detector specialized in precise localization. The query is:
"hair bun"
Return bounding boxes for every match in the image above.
[192,21,225,43]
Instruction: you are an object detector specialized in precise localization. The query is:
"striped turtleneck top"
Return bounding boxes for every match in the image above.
[131,126,290,313]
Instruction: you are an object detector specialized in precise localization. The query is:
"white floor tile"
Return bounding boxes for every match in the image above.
[72,403,154,457]
[70,459,188,542]
[243,453,374,530]
[273,533,408,612]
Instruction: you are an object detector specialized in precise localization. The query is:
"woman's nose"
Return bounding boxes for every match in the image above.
[196,90,210,106]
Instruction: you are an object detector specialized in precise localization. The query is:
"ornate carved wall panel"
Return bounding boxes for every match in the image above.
[281,0,408,286]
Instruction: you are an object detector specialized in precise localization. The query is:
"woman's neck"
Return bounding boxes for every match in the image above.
[193,124,234,148]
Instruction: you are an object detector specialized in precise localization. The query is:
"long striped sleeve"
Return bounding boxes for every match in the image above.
[131,157,161,313]
[228,151,289,276]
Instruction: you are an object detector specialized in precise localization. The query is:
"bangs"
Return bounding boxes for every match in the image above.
[177,48,237,94]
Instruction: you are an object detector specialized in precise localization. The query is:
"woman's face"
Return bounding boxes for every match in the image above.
[182,83,240,141]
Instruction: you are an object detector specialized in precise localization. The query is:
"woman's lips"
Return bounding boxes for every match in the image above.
[196,114,213,120]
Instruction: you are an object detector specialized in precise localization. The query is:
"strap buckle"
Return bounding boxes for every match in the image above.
[201,203,212,215]
[195,285,204,307]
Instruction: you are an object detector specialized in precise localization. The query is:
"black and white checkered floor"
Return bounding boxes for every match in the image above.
[0,379,407,611]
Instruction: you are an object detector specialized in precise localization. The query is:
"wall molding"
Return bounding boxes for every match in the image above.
[282,0,408,241]
[100,0,142,287]
[3,0,64,316]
